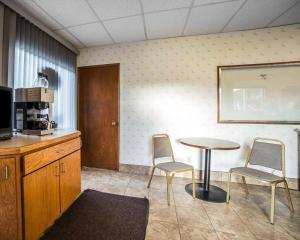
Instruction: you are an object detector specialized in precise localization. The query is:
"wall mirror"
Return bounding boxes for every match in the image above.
[217,61,300,124]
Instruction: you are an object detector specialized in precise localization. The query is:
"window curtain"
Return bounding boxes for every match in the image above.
[1,5,16,88]
[13,15,77,129]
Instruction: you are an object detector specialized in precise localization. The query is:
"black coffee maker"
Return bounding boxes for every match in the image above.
[15,87,57,135]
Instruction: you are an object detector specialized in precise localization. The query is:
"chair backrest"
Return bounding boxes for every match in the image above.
[152,134,175,165]
[246,138,285,176]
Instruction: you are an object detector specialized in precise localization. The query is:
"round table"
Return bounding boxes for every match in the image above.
[179,137,240,203]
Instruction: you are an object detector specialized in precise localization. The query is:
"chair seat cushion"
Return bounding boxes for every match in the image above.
[156,162,193,173]
[230,167,283,182]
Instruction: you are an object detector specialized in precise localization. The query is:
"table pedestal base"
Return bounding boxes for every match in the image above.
[185,183,227,203]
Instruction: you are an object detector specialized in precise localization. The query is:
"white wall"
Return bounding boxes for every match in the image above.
[78,25,300,178]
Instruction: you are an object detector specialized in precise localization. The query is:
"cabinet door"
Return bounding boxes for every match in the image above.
[23,161,60,240]
[0,158,17,240]
[60,150,81,212]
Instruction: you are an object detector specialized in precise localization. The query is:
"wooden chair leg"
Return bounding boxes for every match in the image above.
[283,179,294,212]
[270,183,276,224]
[226,172,232,203]
[147,167,156,188]
[166,173,171,206]
[242,176,249,195]
[192,169,195,199]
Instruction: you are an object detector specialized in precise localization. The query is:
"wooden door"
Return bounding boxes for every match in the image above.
[60,150,81,212]
[23,161,60,240]
[78,64,119,170]
[0,158,17,240]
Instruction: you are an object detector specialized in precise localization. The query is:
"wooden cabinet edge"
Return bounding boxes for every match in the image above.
[20,133,81,156]
[0,131,81,156]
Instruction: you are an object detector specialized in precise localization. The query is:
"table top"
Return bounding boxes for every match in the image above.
[178,137,240,150]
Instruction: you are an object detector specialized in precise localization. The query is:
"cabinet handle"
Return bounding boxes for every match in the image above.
[4,166,8,180]
[55,165,60,176]
[0,165,8,181]
[60,163,66,174]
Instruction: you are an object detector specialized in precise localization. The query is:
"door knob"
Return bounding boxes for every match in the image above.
[111,121,117,126]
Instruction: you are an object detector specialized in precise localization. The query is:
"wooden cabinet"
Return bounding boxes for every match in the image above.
[23,161,60,240]
[60,151,81,212]
[0,158,18,240]
[23,150,81,240]
[0,130,81,240]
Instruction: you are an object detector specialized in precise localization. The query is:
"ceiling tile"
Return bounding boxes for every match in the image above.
[55,29,85,48]
[145,9,188,39]
[15,0,62,30]
[104,15,145,43]
[269,2,300,27]
[87,0,141,20]
[141,0,192,13]
[224,0,298,32]
[68,22,113,47]
[33,0,97,27]
[184,1,244,35]
[194,0,240,6]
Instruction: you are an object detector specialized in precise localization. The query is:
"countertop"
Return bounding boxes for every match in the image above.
[0,129,81,156]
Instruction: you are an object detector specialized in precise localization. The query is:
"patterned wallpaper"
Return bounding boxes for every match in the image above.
[78,25,300,178]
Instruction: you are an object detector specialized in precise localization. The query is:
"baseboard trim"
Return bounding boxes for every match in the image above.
[120,164,300,191]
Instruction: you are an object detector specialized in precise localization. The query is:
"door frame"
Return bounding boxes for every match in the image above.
[77,63,120,170]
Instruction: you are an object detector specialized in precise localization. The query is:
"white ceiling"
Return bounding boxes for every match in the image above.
[14,0,300,49]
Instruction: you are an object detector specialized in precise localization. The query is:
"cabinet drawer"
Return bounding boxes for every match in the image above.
[24,138,81,175]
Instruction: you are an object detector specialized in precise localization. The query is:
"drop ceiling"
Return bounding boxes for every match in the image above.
[14,0,300,49]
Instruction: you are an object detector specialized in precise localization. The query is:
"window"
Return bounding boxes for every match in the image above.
[13,16,77,129]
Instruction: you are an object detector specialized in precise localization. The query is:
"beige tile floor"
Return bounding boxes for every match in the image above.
[81,167,300,240]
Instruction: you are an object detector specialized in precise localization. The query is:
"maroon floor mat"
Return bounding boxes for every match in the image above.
[40,189,149,240]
